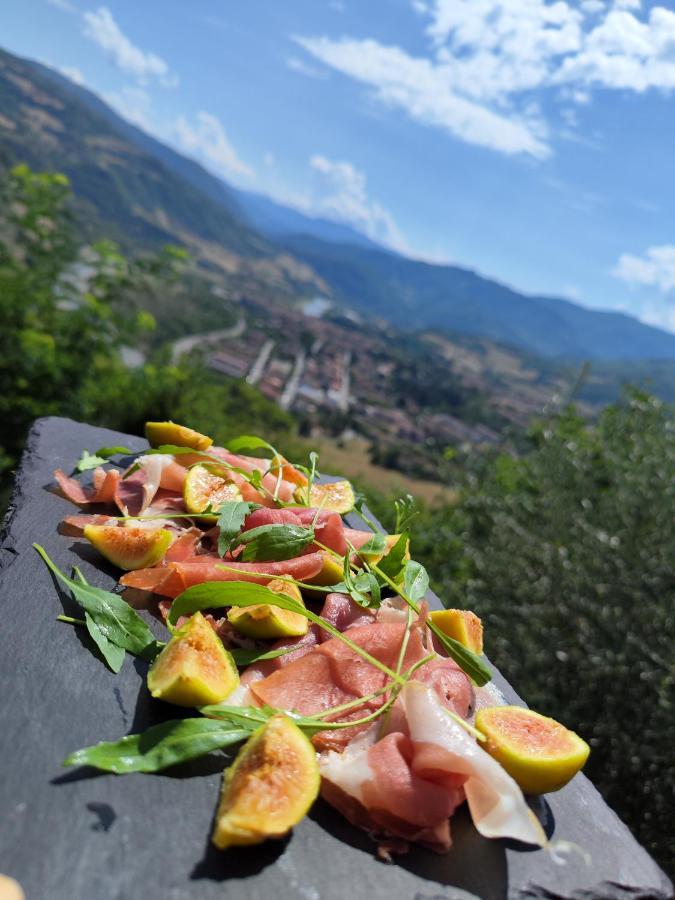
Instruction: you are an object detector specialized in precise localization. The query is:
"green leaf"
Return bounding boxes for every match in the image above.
[95,445,134,458]
[201,704,330,739]
[64,719,252,774]
[229,645,295,667]
[168,581,297,626]
[377,532,409,582]
[427,624,492,687]
[355,533,387,555]
[216,501,254,557]
[34,545,160,659]
[404,559,429,603]
[75,449,107,472]
[227,434,277,456]
[394,494,418,535]
[84,611,125,673]
[238,523,314,562]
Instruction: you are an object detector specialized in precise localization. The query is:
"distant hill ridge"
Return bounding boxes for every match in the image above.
[1,45,674,363]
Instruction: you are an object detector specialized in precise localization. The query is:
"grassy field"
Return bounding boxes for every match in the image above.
[311,435,454,505]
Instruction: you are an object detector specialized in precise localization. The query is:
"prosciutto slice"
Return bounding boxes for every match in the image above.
[320,682,545,853]
[119,550,324,598]
[54,468,121,507]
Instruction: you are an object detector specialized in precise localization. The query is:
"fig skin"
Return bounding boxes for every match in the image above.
[212,715,320,849]
[305,551,344,588]
[227,579,308,639]
[429,609,484,654]
[475,706,590,795]
[145,421,213,451]
[147,612,239,707]
[83,524,173,571]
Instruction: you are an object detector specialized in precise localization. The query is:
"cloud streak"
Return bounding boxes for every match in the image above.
[294,1,675,159]
[83,6,177,86]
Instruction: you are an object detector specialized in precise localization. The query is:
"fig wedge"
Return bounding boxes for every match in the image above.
[227,579,308,639]
[83,524,172,571]
[147,612,239,707]
[212,715,320,849]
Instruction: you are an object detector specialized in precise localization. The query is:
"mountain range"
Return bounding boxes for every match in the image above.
[1,44,675,365]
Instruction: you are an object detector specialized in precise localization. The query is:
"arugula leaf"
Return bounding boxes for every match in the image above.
[35,545,160,659]
[216,501,254,557]
[355,533,387,556]
[237,524,314,562]
[201,704,332,739]
[228,645,294,667]
[95,445,134,458]
[403,559,429,603]
[84,611,125,673]
[227,435,278,457]
[377,532,409,582]
[394,494,418,535]
[64,719,252,774]
[75,449,107,472]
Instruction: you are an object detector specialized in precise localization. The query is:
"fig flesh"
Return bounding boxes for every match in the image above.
[83,524,172,571]
[430,608,484,654]
[298,480,355,514]
[475,705,590,794]
[212,715,320,849]
[183,464,242,515]
[147,612,239,707]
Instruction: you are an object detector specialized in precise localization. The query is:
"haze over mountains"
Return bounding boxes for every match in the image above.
[2,45,675,365]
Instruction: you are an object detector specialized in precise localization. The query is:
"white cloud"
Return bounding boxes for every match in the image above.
[307,154,406,248]
[82,6,177,86]
[613,246,675,293]
[57,65,85,86]
[294,1,675,159]
[294,36,550,158]
[104,86,155,133]
[173,112,253,182]
[286,56,326,79]
[47,0,77,12]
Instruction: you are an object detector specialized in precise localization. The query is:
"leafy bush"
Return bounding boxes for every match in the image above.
[406,393,674,876]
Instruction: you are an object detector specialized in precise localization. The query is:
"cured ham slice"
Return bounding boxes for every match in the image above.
[405,683,546,845]
[242,508,303,530]
[320,728,464,852]
[54,468,121,507]
[319,593,375,636]
[210,449,296,503]
[344,527,377,550]
[114,469,146,516]
[320,682,545,854]
[120,551,324,598]
[58,513,118,536]
[293,508,347,556]
[249,623,471,751]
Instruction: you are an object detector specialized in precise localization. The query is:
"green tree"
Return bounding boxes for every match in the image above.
[407,391,675,875]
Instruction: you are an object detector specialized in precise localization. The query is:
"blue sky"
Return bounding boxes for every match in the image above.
[3,0,675,329]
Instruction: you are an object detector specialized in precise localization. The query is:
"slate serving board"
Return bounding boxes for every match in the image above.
[0,417,672,900]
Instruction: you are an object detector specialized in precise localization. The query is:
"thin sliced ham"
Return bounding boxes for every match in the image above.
[320,682,545,854]
[210,449,296,503]
[114,469,146,516]
[58,513,118,536]
[293,508,347,556]
[319,593,375,636]
[404,682,546,845]
[54,468,121,507]
[242,508,302,530]
[121,551,324,599]
[320,727,463,853]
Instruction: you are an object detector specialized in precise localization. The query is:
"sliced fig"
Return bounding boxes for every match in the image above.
[297,480,355,514]
[475,705,590,794]
[304,551,344,588]
[83,524,173,571]
[145,420,213,450]
[430,608,484,654]
[147,612,239,707]
[183,464,242,515]
[212,715,320,849]
[227,579,308,639]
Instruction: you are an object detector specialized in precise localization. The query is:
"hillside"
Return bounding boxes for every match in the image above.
[278,234,675,362]
[3,45,675,373]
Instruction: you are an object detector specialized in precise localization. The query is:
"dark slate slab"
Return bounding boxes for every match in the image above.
[0,417,671,900]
